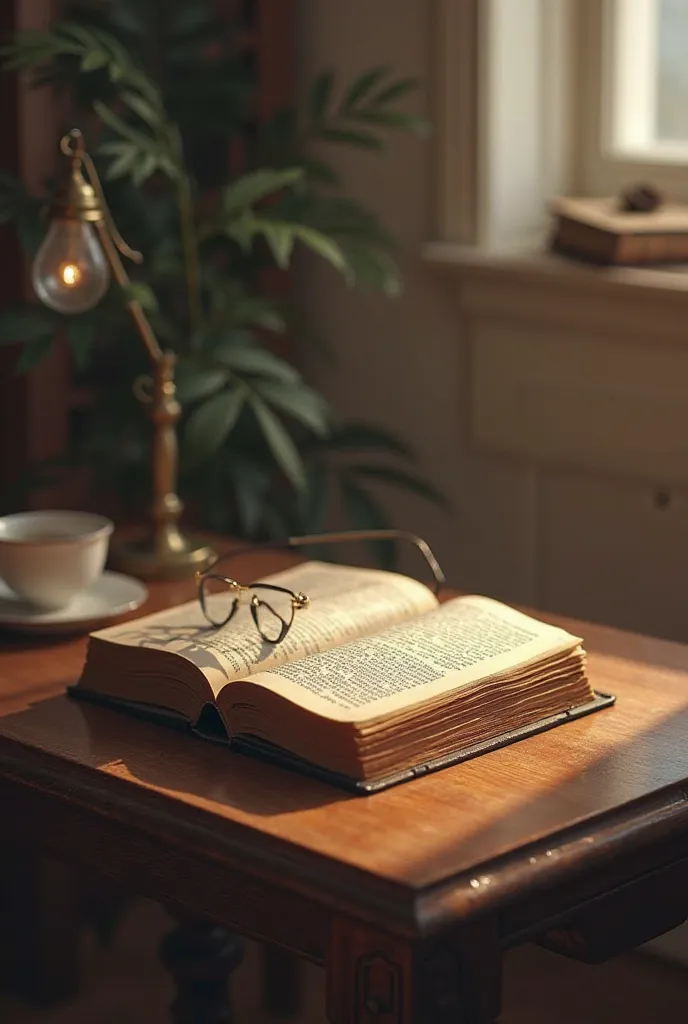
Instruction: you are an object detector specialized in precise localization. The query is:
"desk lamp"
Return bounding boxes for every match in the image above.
[31,128,214,579]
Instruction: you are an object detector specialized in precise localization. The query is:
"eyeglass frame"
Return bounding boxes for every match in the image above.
[195,529,446,644]
[197,577,310,643]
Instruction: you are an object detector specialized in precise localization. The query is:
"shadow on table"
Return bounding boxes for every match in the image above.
[0,692,348,816]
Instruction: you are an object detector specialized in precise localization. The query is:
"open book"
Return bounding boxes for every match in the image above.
[73,561,612,792]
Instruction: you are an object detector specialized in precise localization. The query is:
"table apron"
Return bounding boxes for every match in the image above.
[0,772,332,963]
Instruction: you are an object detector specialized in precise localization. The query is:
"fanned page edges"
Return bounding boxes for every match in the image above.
[218,597,591,778]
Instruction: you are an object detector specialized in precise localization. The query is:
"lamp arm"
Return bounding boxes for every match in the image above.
[94,221,163,365]
[95,219,187,562]
[81,149,144,265]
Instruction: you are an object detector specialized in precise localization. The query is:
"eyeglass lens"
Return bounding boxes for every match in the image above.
[250,586,295,643]
[199,575,239,628]
[200,576,295,642]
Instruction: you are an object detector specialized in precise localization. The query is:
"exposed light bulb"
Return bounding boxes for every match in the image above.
[32,219,110,314]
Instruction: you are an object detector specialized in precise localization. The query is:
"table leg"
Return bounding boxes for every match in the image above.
[327,917,501,1024]
[159,916,243,1024]
[0,848,80,1005]
[262,943,301,1017]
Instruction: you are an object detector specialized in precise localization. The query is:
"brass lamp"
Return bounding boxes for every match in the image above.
[32,128,215,579]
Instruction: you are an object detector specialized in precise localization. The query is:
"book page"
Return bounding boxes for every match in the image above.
[92,560,438,693]
[238,595,584,723]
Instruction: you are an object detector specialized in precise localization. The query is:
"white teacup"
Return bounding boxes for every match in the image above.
[0,510,114,611]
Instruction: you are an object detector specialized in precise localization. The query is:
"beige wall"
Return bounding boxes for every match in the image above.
[297,0,688,646]
[296,0,536,602]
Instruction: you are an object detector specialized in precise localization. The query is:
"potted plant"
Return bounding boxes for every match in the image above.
[0,1,444,566]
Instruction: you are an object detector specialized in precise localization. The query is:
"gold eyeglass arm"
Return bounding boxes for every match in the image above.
[203,530,446,596]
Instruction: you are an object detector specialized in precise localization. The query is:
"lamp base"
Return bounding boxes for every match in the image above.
[110,531,216,581]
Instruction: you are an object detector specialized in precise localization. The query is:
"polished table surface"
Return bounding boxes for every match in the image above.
[1,544,688,1022]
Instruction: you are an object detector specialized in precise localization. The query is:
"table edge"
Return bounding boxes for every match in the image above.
[2,730,688,941]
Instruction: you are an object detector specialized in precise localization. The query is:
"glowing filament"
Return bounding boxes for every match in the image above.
[60,263,82,287]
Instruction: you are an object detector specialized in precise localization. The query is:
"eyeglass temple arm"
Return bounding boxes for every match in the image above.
[205,530,446,595]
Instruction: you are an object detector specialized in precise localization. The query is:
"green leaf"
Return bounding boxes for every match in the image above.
[175,366,228,405]
[66,316,95,372]
[253,379,331,436]
[80,50,109,72]
[349,109,430,134]
[215,344,300,383]
[370,77,421,104]
[122,281,158,312]
[0,307,55,345]
[328,423,413,458]
[300,158,341,186]
[250,394,306,491]
[102,142,140,180]
[121,91,162,128]
[340,478,395,569]
[61,22,107,49]
[341,66,389,113]
[131,151,159,186]
[338,239,402,297]
[93,100,159,152]
[222,168,304,216]
[261,221,295,268]
[14,333,54,374]
[231,297,286,334]
[184,385,246,467]
[221,211,255,252]
[351,466,447,506]
[289,225,349,275]
[243,216,349,274]
[308,71,334,123]
[316,127,383,150]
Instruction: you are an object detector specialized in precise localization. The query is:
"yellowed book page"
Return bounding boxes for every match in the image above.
[241,595,584,723]
[91,561,438,694]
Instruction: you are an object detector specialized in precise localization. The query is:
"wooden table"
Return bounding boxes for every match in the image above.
[2,545,688,1023]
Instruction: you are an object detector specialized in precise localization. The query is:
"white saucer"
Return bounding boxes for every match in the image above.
[0,571,148,635]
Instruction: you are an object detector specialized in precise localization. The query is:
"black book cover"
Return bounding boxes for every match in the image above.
[67,685,616,795]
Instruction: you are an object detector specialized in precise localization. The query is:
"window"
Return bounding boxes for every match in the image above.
[429,0,688,257]
[579,0,688,202]
[608,0,688,161]
[656,0,688,144]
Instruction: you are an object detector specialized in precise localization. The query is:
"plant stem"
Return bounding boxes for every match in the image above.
[178,172,203,346]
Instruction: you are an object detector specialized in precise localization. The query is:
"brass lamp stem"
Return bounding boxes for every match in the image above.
[58,130,214,579]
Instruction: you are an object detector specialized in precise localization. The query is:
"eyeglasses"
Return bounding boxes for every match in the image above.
[196,529,445,645]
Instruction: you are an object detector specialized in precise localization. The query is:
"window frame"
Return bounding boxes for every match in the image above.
[432,0,574,252]
[576,0,688,201]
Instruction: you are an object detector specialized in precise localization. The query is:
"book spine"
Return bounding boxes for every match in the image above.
[552,215,688,265]
[551,217,616,264]
[615,231,688,264]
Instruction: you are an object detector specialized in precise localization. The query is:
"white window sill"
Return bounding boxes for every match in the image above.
[422,240,688,303]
